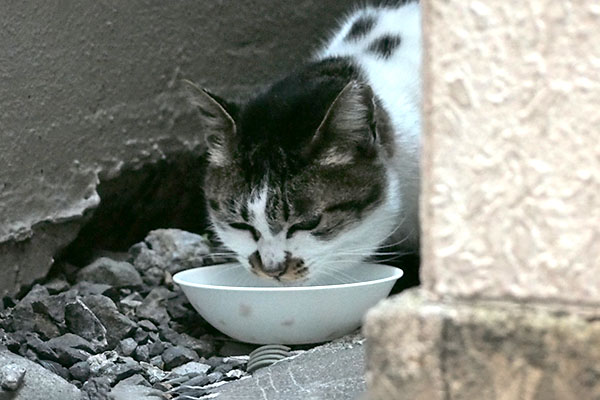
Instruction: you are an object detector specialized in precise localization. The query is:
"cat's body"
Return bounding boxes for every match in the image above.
[318,1,422,253]
[191,1,421,285]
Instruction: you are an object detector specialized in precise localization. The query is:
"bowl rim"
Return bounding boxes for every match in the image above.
[173,263,403,292]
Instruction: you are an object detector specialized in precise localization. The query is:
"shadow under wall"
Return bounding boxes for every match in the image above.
[58,150,420,292]
[60,153,209,266]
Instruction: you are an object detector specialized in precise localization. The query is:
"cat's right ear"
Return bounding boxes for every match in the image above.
[183,80,236,166]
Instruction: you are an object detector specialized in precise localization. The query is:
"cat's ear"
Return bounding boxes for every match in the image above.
[310,81,377,166]
[183,80,236,166]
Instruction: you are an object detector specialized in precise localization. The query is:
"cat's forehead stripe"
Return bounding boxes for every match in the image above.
[247,185,269,233]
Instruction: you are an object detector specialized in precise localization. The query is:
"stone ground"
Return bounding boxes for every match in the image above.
[0,228,368,399]
[209,334,367,400]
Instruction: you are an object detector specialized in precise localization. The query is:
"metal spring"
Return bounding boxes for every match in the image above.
[247,344,292,373]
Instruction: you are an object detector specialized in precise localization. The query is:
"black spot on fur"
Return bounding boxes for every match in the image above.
[345,15,376,41]
[367,35,402,58]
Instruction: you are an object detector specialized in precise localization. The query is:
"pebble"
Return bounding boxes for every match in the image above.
[119,338,138,357]
[168,331,215,358]
[138,319,158,332]
[136,288,174,326]
[118,373,150,387]
[166,292,192,320]
[148,340,165,357]
[132,229,210,276]
[72,282,113,297]
[225,369,246,380]
[162,346,199,370]
[119,293,143,310]
[140,361,168,384]
[69,360,91,381]
[38,359,70,380]
[170,384,207,398]
[35,294,69,323]
[25,332,59,361]
[83,295,137,347]
[171,361,211,377]
[134,327,150,344]
[81,376,112,400]
[76,257,143,288]
[44,278,71,295]
[182,374,210,387]
[64,298,108,347]
[143,267,165,287]
[206,371,224,384]
[204,356,224,369]
[134,344,150,362]
[214,363,233,374]
[46,334,94,367]
[150,355,165,369]
[0,363,26,391]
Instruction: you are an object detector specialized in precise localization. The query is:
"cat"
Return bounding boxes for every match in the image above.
[188,0,421,285]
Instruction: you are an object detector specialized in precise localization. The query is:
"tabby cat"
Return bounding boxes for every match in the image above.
[189,1,421,284]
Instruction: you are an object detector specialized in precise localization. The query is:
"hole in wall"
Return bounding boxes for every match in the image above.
[58,152,209,267]
[56,151,420,293]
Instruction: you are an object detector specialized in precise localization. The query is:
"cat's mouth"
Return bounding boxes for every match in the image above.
[247,251,310,283]
[250,267,310,283]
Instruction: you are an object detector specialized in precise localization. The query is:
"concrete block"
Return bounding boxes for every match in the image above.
[421,0,600,302]
[364,289,600,400]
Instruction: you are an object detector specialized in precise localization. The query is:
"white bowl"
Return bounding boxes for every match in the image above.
[173,263,403,344]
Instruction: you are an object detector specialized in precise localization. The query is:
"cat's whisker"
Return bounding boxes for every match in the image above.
[311,267,352,285]
[317,265,360,284]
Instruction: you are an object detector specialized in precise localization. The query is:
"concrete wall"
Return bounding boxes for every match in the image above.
[421,0,600,304]
[365,2,600,398]
[0,1,357,296]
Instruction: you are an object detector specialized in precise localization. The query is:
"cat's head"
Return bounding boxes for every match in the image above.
[188,64,401,284]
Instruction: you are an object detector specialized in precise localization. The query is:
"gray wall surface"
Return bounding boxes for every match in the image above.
[0,1,357,297]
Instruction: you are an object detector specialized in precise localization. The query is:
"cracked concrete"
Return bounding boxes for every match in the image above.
[0,0,358,296]
[364,290,600,400]
[210,334,367,400]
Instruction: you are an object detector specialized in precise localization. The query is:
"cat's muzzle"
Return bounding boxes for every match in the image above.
[248,251,308,282]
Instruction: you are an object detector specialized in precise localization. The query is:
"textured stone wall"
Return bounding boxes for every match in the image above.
[421,0,600,303]
[0,0,356,296]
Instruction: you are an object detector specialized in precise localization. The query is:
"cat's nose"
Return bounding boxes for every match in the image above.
[248,251,283,276]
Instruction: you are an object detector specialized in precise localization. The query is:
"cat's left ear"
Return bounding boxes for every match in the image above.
[183,79,236,166]
[309,81,378,166]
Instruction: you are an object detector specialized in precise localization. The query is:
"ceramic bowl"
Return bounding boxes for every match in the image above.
[173,262,403,344]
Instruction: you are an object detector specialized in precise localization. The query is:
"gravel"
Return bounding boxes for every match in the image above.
[0,363,26,391]
[76,258,144,288]
[64,297,109,347]
[0,229,268,399]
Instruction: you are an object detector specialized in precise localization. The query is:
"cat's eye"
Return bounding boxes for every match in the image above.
[287,215,322,239]
[229,222,260,241]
